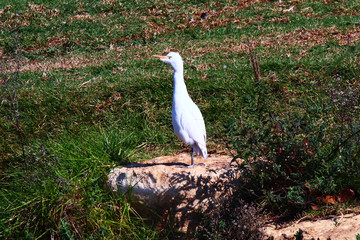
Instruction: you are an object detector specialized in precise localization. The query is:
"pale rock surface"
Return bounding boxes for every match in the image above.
[107,153,237,232]
[263,213,360,240]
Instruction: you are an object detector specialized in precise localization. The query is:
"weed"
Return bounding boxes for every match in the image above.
[196,194,264,240]
[294,229,304,240]
[0,33,27,171]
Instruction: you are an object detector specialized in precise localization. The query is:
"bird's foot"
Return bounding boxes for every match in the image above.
[186,163,206,167]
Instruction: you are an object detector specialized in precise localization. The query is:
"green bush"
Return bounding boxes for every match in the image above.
[226,46,360,217]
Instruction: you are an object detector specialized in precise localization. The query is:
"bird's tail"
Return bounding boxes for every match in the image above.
[201,147,208,159]
[194,143,208,159]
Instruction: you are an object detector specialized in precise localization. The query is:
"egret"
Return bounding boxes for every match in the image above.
[153,52,208,166]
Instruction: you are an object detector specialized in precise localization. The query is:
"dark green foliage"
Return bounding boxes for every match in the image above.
[226,43,360,218]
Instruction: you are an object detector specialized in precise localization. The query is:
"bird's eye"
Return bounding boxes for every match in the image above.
[168,56,172,59]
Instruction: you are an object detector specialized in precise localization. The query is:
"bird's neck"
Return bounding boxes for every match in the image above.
[173,69,189,100]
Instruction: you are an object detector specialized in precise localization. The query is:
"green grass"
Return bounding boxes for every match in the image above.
[1,0,360,238]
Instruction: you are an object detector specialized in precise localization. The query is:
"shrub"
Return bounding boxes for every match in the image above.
[196,195,264,240]
[225,43,360,218]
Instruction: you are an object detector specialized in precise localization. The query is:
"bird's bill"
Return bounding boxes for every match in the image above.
[153,55,171,60]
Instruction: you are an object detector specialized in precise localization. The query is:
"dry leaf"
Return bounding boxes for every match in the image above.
[311,205,319,210]
[337,189,355,203]
[317,195,337,204]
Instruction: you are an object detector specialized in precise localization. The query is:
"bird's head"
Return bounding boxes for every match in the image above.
[153,52,183,71]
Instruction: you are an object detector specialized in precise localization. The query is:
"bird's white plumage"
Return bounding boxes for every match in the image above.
[154,52,207,165]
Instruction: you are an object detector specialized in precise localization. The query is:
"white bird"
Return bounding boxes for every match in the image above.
[153,52,208,165]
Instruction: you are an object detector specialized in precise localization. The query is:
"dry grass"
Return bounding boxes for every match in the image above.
[16,23,357,73]
[20,55,105,72]
[261,26,360,48]
[2,0,358,73]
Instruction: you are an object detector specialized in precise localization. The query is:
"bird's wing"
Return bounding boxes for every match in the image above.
[180,100,207,148]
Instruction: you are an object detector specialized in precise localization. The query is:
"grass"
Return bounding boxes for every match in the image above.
[1,0,360,238]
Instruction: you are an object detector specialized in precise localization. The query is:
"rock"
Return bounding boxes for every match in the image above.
[107,153,237,233]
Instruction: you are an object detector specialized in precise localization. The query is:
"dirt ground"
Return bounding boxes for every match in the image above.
[263,213,360,240]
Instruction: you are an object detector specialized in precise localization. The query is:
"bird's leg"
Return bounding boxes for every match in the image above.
[190,148,194,166]
[185,148,205,167]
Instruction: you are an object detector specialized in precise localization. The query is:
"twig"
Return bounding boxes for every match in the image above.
[327,128,360,161]
[247,39,260,82]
